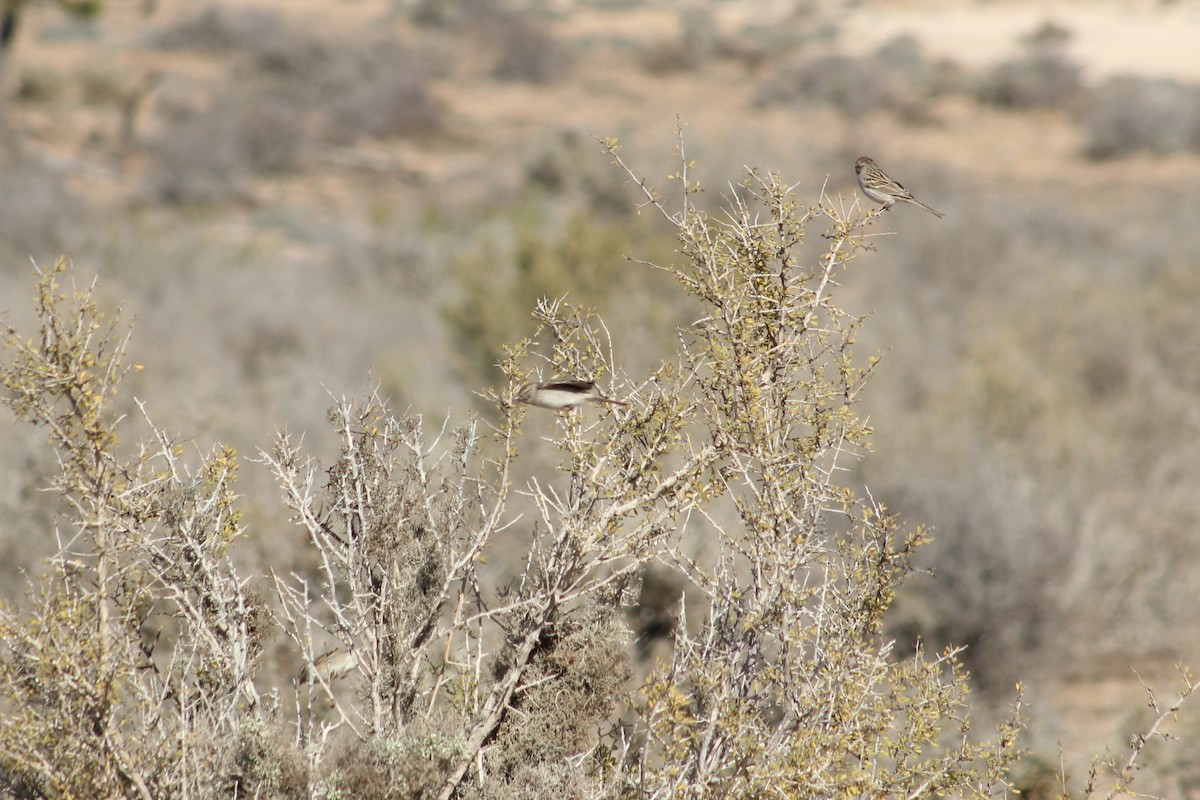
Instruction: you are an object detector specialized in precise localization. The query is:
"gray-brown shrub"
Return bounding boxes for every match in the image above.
[756,35,940,118]
[1082,75,1200,159]
[146,7,445,202]
[975,19,1082,110]
[975,52,1083,109]
[410,0,569,83]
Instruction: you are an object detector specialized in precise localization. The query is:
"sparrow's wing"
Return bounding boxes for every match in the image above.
[540,380,596,393]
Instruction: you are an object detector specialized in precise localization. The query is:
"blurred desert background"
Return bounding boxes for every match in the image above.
[3,0,1200,787]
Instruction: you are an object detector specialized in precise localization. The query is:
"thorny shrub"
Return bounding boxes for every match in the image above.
[0,129,1193,799]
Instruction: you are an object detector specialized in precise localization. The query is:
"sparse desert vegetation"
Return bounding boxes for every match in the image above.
[2,0,1200,796]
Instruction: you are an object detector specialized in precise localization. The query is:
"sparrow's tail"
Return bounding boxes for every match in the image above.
[911,198,945,218]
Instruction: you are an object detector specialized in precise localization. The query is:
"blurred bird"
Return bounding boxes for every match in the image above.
[298,647,359,685]
[855,156,945,218]
[515,380,626,410]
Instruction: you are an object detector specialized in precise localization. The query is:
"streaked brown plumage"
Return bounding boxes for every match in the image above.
[855,156,945,218]
[298,647,359,684]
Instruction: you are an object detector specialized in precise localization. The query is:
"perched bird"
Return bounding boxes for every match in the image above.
[298,647,359,685]
[515,380,626,411]
[854,156,945,218]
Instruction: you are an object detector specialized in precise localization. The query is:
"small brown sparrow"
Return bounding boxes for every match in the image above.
[515,380,626,410]
[298,647,359,684]
[855,156,945,218]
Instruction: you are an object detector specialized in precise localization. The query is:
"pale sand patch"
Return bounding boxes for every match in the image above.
[841,0,1200,82]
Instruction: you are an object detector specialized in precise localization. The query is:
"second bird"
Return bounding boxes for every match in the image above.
[855,156,945,218]
[516,380,626,410]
